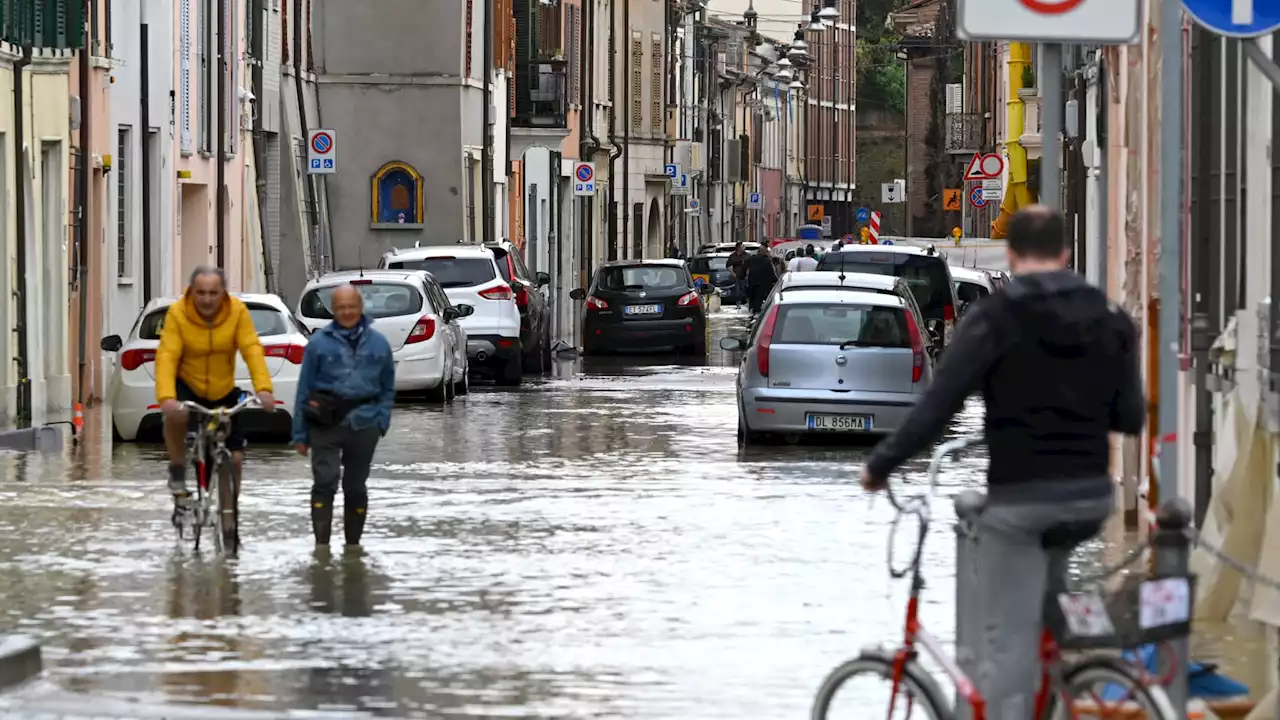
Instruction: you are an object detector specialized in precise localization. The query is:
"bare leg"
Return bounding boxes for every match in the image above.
[162,409,189,497]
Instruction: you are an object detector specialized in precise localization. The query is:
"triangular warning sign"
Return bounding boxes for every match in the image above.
[964,153,985,180]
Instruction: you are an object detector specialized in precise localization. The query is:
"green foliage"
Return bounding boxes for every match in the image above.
[1021,65,1036,88]
[857,40,907,116]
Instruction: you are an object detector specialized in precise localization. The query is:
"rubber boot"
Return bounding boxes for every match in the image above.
[344,506,367,546]
[311,499,334,545]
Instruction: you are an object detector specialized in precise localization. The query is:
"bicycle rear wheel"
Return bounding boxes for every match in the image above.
[216,454,240,555]
[1041,655,1178,720]
[811,651,953,720]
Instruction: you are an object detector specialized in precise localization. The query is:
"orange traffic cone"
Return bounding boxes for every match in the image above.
[72,402,84,435]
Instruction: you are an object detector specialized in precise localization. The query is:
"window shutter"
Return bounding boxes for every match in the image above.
[738,134,750,182]
[650,34,661,133]
[180,0,193,153]
[630,32,641,132]
[752,115,763,164]
[567,5,580,105]
[228,0,238,154]
[725,138,740,182]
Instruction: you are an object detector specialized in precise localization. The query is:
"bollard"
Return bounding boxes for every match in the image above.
[1153,498,1193,716]
[954,490,986,720]
[0,635,41,692]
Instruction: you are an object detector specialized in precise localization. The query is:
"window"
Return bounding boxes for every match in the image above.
[299,283,424,320]
[116,127,131,278]
[630,33,643,131]
[774,303,910,348]
[955,281,990,304]
[815,253,952,313]
[566,5,581,105]
[138,304,290,340]
[688,256,729,273]
[370,161,424,225]
[598,266,685,291]
[387,257,497,288]
[197,0,211,152]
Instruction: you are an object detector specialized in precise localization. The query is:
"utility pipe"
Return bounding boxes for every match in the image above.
[621,0,631,257]
[216,0,227,268]
[140,5,154,301]
[14,44,31,428]
[75,9,91,407]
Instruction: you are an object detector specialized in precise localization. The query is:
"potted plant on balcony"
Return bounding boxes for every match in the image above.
[1019,66,1037,99]
[550,48,564,62]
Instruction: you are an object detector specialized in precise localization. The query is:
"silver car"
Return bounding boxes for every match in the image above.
[720,288,935,444]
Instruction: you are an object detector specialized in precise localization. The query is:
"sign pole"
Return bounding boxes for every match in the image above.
[1039,44,1063,209]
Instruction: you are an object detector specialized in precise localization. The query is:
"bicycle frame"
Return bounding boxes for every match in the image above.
[179,394,260,552]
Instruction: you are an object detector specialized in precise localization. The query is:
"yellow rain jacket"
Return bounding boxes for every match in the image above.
[154,290,273,403]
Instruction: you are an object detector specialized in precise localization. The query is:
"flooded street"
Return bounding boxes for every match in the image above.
[0,308,1236,718]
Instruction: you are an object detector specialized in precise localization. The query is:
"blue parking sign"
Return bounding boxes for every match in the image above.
[323,159,334,168]
[311,159,321,169]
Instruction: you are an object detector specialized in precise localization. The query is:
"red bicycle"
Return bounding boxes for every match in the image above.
[811,436,1181,720]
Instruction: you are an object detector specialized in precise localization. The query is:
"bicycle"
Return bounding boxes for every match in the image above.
[172,393,262,556]
[811,436,1183,720]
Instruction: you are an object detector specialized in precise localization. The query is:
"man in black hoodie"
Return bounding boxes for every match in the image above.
[860,205,1145,719]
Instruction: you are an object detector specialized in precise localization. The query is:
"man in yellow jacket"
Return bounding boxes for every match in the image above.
[155,266,276,508]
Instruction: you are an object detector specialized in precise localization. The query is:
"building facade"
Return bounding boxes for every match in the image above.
[803,0,856,240]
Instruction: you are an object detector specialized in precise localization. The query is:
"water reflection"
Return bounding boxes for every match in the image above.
[161,557,249,707]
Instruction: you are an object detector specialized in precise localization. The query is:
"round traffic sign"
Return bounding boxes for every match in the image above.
[1182,0,1280,37]
[310,131,333,154]
[575,164,594,182]
[855,207,870,223]
[980,153,1004,177]
[970,186,987,208]
[881,239,894,246]
[1019,0,1084,14]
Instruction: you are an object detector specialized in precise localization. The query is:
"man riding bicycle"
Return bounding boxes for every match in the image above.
[859,206,1145,719]
[155,266,276,511]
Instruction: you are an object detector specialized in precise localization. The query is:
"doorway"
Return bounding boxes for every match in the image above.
[646,199,662,258]
[180,183,210,276]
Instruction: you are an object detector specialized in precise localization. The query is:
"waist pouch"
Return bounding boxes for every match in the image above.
[303,390,376,428]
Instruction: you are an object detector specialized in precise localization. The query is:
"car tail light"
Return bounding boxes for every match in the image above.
[407,316,436,344]
[904,310,925,383]
[756,306,780,377]
[264,344,306,364]
[676,290,699,306]
[944,303,955,322]
[120,348,156,371]
[585,295,608,310]
[514,285,530,307]
[478,284,514,301]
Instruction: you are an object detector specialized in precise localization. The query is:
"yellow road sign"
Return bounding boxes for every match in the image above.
[943,189,962,211]
[807,204,825,222]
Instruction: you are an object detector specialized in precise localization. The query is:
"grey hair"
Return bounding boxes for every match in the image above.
[189,265,227,287]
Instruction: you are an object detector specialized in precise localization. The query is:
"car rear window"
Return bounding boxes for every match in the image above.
[299,283,423,320]
[598,266,687,291]
[138,304,289,340]
[688,256,729,273]
[387,257,496,288]
[955,280,990,304]
[774,303,910,348]
[816,253,951,311]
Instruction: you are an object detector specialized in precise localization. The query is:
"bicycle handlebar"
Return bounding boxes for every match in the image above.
[883,435,985,515]
[181,393,262,419]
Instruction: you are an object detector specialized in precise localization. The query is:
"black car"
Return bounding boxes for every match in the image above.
[687,252,744,304]
[570,260,712,356]
[484,239,553,373]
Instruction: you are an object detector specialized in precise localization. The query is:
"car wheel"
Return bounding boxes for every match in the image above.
[425,365,451,402]
[737,408,763,445]
[522,337,545,374]
[496,353,523,387]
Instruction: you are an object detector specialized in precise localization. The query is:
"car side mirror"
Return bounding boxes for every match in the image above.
[536,271,551,288]
[925,319,943,343]
[455,303,475,318]
[719,336,745,351]
[569,288,586,301]
[443,307,459,322]
[100,335,123,353]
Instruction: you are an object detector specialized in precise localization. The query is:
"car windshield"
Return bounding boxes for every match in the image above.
[955,280,990,304]
[299,282,424,320]
[688,256,729,273]
[138,304,289,340]
[816,253,951,311]
[598,266,686,291]
[774,303,910,348]
[387,257,496,288]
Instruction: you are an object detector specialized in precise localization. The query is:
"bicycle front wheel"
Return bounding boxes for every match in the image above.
[1041,655,1178,720]
[811,651,953,720]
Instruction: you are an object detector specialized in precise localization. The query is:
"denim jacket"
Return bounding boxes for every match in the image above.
[291,315,396,445]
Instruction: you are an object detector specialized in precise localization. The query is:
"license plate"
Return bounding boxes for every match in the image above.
[625,304,662,315]
[806,413,872,431]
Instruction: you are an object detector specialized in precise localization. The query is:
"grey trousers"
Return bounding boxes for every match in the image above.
[954,493,1114,720]
[309,424,381,510]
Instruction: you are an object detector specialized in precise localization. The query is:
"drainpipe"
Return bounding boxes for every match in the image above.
[216,0,227,268]
[14,44,32,428]
[991,42,1033,239]
[249,0,273,293]
[292,0,320,268]
[75,11,92,408]
[621,0,630,258]
[140,6,154,301]
[481,0,494,245]
[606,0,622,261]
[580,0,600,286]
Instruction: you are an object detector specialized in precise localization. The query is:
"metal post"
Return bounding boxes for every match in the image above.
[1157,0,1184,507]
[1153,499,1192,713]
[1039,44,1063,208]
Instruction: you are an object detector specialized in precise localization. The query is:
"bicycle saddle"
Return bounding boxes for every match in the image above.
[1040,520,1104,549]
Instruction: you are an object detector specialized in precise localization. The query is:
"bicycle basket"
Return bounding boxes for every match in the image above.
[1044,573,1196,651]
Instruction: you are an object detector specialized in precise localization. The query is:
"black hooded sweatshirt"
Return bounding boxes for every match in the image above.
[866,269,1145,503]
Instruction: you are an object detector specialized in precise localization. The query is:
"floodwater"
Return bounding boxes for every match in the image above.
[0,308,1271,718]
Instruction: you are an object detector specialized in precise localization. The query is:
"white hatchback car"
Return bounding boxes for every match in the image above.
[296,270,471,400]
[101,293,306,442]
[378,245,525,385]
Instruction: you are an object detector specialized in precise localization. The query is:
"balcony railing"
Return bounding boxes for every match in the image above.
[514,59,568,130]
[945,113,984,154]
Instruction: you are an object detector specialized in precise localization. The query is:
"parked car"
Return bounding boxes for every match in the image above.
[687,252,742,303]
[978,267,1012,291]
[379,244,531,385]
[296,270,471,400]
[101,293,306,442]
[697,241,761,255]
[815,244,961,350]
[720,288,935,445]
[570,259,712,356]
[486,240,553,373]
[949,265,998,310]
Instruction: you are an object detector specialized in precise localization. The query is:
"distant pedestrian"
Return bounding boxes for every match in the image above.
[726,241,749,306]
[788,245,819,272]
[744,245,778,314]
[293,284,396,547]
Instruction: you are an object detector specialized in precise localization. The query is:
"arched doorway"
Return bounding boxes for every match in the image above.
[646,199,662,258]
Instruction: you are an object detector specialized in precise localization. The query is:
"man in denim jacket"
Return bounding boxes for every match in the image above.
[293,284,396,546]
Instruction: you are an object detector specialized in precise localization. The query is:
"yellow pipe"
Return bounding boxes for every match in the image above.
[991,42,1037,239]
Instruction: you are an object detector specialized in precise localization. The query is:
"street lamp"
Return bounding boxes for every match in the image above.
[777,54,792,70]
[789,76,805,90]
[787,30,809,62]
[807,8,826,32]
[775,67,794,82]
[818,0,840,22]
